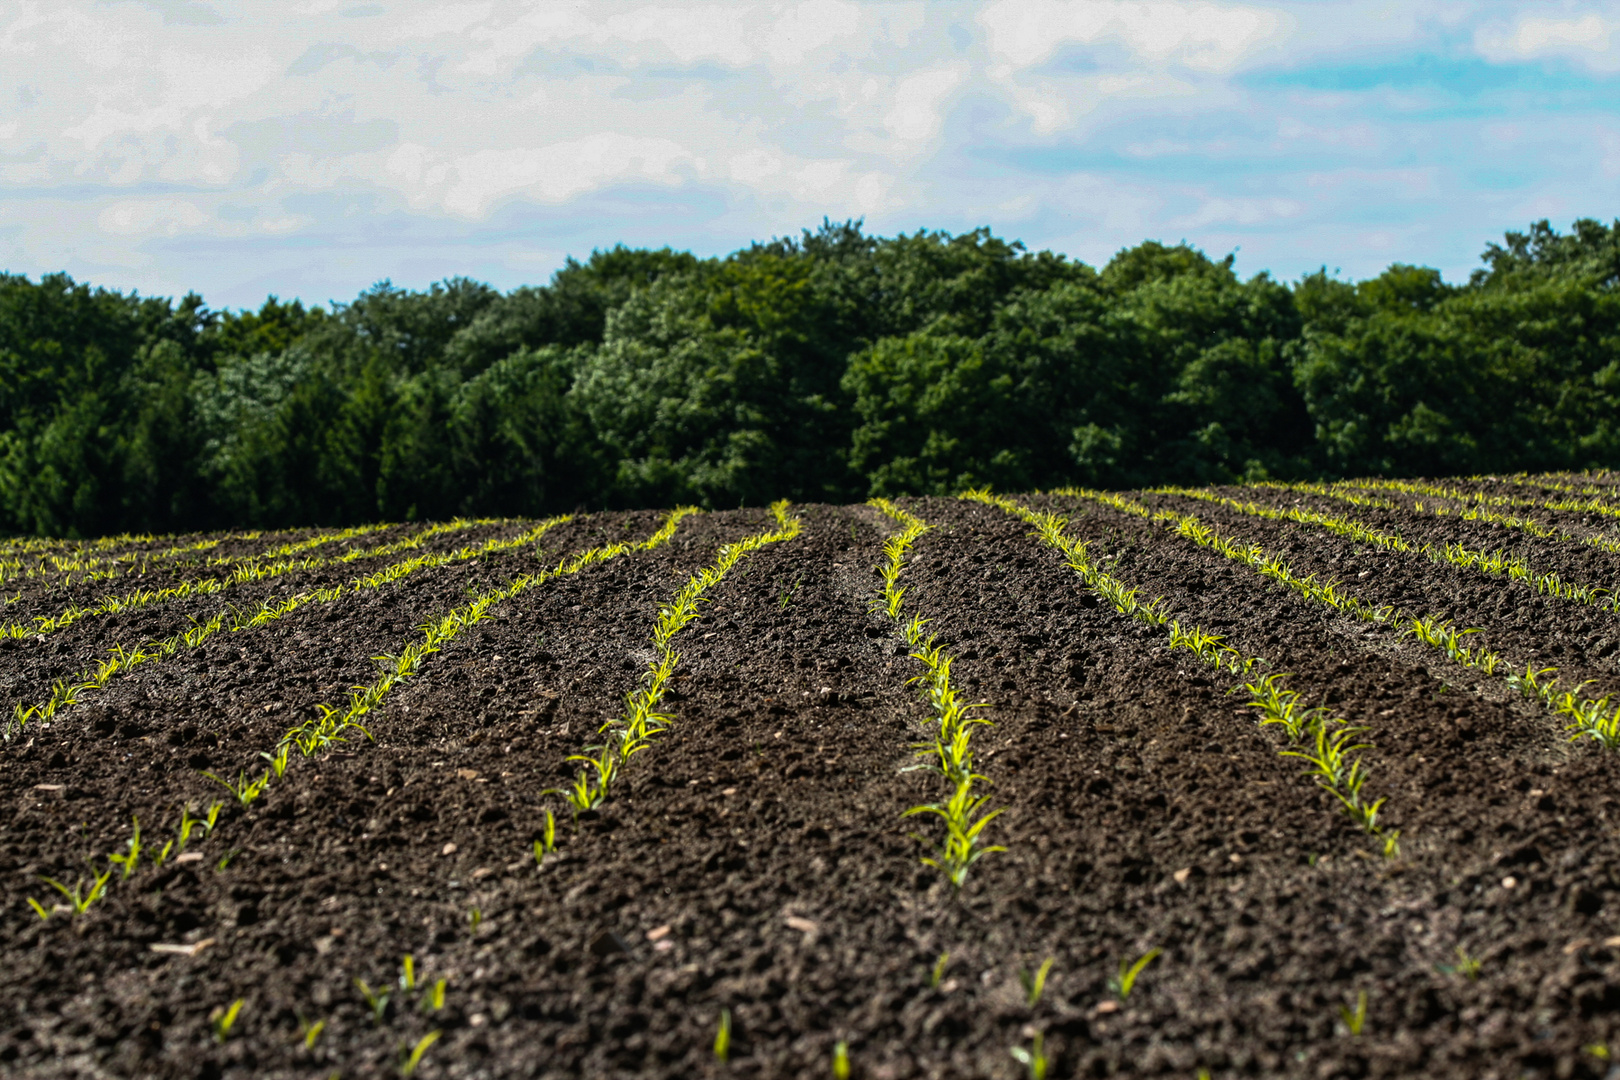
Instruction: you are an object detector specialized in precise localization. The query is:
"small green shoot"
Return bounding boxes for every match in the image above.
[400,954,417,992]
[40,870,112,915]
[1109,947,1161,1001]
[299,1015,325,1049]
[202,769,270,808]
[1010,1031,1047,1080]
[833,1040,850,1080]
[151,838,174,868]
[1587,1043,1611,1060]
[468,908,482,934]
[930,951,950,989]
[423,979,446,1012]
[26,896,52,920]
[260,742,292,778]
[107,816,142,879]
[533,810,557,862]
[1438,947,1481,980]
[399,1031,441,1077]
[1340,990,1368,1036]
[1019,957,1054,1007]
[714,1008,732,1064]
[356,978,390,1024]
[216,850,239,872]
[211,999,244,1044]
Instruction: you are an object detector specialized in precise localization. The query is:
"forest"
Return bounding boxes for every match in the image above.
[0,216,1617,537]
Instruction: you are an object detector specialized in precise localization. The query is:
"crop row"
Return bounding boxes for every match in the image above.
[870,498,1004,888]
[1267,479,1620,557]
[1072,488,1620,750]
[7,517,571,735]
[966,490,1399,854]
[2,519,488,641]
[549,503,798,824]
[1158,486,1619,611]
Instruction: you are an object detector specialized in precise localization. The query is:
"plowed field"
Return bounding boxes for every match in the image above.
[6,474,1620,1079]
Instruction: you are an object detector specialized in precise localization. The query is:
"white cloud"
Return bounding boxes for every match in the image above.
[883,66,964,142]
[1476,12,1617,68]
[980,0,1291,73]
[97,198,209,236]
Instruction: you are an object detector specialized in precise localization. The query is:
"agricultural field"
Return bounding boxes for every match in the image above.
[6,474,1620,1078]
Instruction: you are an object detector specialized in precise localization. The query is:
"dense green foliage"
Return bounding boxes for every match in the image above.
[2,218,1617,536]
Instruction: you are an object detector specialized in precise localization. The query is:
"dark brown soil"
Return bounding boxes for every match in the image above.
[5,485,1620,1079]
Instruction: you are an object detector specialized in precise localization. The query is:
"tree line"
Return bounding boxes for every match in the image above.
[2,217,1617,537]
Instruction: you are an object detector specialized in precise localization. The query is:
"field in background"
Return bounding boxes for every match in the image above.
[3,473,1620,1078]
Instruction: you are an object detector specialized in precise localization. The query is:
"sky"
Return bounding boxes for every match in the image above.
[2,1,1618,310]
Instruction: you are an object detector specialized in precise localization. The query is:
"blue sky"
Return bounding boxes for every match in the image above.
[2,0,1618,309]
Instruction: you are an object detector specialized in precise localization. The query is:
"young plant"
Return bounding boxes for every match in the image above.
[203,769,270,808]
[714,1008,733,1064]
[1340,990,1368,1036]
[107,816,143,880]
[299,1015,325,1049]
[1010,1031,1048,1080]
[423,979,447,1012]
[26,896,52,920]
[40,870,113,916]
[1108,947,1161,1001]
[1019,957,1054,1007]
[468,908,482,934]
[211,999,244,1044]
[355,978,391,1025]
[833,1040,850,1080]
[399,1031,441,1077]
[903,782,1006,889]
[930,951,950,989]
[260,742,292,778]
[533,810,557,862]
[400,954,417,992]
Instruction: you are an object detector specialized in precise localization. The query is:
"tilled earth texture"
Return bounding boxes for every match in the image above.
[10,476,1620,1080]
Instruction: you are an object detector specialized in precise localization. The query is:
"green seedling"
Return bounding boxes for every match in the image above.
[400,954,417,992]
[26,896,52,920]
[1340,990,1368,1036]
[833,1040,850,1079]
[778,578,802,608]
[150,837,174,868]
[298,1014,325,1049]
[930,951,950,989]
[1019,957,1054,1007]
[355,978,391,1024]
[903,780,1006,889]
[107,816,143,879]
[203,769,271,808]
[1439,947,1481,980]
[714,1008,733,1063]
[399,1031,441,1077]
[1587,1044,1611,1060]
[204,802,223,835]
[260,742,292,778]
[1109,947,1161,1001]
[423,979,446,1012]
[40,870,112,915]
[1010,1031,1048,1080]
[533,810,557,862]
[211,999,244,1044]
[468,908,482,934]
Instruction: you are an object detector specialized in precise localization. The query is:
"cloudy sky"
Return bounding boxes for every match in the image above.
[2,1,1618,308]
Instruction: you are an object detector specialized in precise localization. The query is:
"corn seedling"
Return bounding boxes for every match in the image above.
[468,908,482,934]
[714,1008,733,1064]
[356,978,391,1024]
[1339,990,1368,1036]
[423,979,446,1012]
[400,954,417,992]
[40,870,112,915]
[260,742,292,778]
[533,810,557,862]
[1438,947,1482,979]
[1010,1031,1048,1080]
[203,769,270,808]
[1506,664,1561,706]
[26,896,51,920]
[1020,957,1054,1007]
[107,816,142,879]
[930,951,950,988]
[299,1015,325,1049]
[1109,947,1161,1000]
[833,1040,850,1080]
[211,999,244,1044]
[550,504,798,818]
[399,1031,441,1078]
